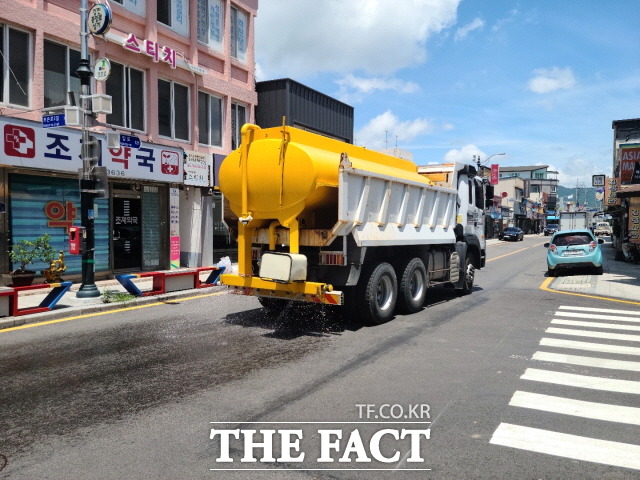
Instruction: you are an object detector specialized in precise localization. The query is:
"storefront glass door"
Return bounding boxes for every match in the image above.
[112,195,142,270]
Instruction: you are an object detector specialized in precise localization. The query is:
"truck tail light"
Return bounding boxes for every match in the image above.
[319,251,346,266]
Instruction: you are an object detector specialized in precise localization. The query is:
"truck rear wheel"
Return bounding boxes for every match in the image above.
[357,262,398,325]
[396,257,427,314]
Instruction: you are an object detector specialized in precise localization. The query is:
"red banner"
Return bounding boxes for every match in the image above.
[490,164,499,185]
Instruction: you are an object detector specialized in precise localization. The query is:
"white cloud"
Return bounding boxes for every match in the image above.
[335,74,420,104]
[355,111,433,150]
[444,144,485,164]
[455,18,484,41]
[491,9,519,32]
[337,74,420,95]
[528,67,577,94]
[255,0,460,78]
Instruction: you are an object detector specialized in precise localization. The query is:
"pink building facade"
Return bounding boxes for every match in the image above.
[0,0,258,277]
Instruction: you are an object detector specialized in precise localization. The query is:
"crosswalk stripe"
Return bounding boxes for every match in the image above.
[559,306,640,316]
[521,368,640,394]
[555,311,640,323]
[546,327,640,343]
[552,319,640,332]
[490,423,640,470]
[540,337,640,356]
[510,391,640,425]
[532,351,640,372]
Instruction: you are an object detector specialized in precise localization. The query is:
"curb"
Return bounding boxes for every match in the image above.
[0,285,227,330]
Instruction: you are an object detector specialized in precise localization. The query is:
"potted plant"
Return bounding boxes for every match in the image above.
[5,234,57,287]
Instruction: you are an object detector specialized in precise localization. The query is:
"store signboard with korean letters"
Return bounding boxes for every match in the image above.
[0,118,182,183]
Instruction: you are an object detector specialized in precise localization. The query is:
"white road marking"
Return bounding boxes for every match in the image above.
[540,337,640,356]
[509,391,640,425]
[555,311,640,323]
[546,327,640,343]
[559,306,640,316]
[521,368,640,395]
[532,351,640,372]
[490,423,640,470]
[552,319,640,332]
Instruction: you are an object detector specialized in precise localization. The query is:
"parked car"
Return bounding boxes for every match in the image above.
[544,229,604,276]
[594,221,612,236]
[543,223,559,236]
[500,227,524,242]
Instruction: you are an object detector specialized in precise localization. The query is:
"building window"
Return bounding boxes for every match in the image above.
[0,25,31,107]
[231,102,246,150]
[157,0,189,36]
[230,6,248,63]
[158,79,189,141]
[111,0,145,17]
[531,185,540,193]
[106,62,145,131]
[43,40,81,109]
[198,91,223,146]
[197,0,224,51]
[534,172,545,179]
[551,185,557,193]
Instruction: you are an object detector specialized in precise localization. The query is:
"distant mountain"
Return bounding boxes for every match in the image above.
[556,185,602,210]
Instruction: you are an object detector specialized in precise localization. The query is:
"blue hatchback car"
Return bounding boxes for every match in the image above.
[544,229,604,276]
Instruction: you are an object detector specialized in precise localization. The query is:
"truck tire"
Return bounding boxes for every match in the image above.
[357,262,398,325]
[457,255,475,296]
[395,257,427,314]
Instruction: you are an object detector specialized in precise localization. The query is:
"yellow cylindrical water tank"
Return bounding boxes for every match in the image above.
[219,125,432,226]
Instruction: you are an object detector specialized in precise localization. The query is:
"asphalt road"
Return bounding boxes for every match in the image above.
[1,235,639,479]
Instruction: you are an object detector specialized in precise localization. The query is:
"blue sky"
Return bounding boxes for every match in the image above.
[255,0,640,187]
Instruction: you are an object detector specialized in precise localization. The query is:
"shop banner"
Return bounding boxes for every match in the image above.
[619,144,640,184]
[169,187,180,269]
[1,117,183,183]
[628,197,640,244]
[183,151,211,186]
[604,177,621,206]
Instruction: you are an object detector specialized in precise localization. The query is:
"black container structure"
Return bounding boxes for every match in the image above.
[255,78,354,144]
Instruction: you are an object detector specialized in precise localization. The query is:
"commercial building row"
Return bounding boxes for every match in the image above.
[0,0,258,279]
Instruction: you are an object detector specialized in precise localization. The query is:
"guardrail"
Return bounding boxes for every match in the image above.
[0,281,73,317]
[115,266,225,297]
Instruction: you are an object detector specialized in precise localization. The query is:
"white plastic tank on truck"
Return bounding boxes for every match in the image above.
[559,211,589,231]
[218,125,492,325]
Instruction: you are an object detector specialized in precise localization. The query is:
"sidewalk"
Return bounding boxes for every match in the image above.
[0,272,227,330]
[1,237,638,330]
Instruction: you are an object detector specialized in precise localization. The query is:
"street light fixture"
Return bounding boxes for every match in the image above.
[477,152,506,170]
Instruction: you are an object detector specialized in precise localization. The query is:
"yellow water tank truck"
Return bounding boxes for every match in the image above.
[219,124,490,325]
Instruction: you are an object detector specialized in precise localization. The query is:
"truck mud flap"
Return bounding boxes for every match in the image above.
[449,252,460,284]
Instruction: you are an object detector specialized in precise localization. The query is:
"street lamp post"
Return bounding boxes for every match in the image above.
[76,0,100,298]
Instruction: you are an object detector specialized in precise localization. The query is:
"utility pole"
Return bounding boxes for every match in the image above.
[76,0,100,298]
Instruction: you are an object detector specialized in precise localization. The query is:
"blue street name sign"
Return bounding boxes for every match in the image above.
[119,134,141,149]
[42,114,66,128]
